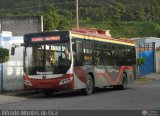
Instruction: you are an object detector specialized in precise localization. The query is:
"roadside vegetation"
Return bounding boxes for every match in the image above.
[0,48,9,63]
[0,0,160,38]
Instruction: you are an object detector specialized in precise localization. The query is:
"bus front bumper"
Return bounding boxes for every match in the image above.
[24,74,74,91]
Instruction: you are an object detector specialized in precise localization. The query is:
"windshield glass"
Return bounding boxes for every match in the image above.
[25,42,71,75]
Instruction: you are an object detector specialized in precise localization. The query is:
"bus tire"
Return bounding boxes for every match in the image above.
[82,74,94,95]
[120,73,128,90]
[113,73,128,90]
[43,90,53,96]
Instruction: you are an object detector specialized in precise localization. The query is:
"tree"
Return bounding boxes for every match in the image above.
[0,48,9,63]
[158,33,160,38]
[57,16,71,30]
[43,7,71,31]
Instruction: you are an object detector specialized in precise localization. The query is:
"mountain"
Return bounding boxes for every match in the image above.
[0,0,160,22]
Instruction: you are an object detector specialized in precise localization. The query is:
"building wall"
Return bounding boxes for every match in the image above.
[0,32,24,91]
[0,16,43,36]
[132,37,160,74]
[0,16,43,91]
[145,38,160,74]
[133,37,160,48]
[133,38,146,44]
[155,51,160,73]
[145,38,160,48]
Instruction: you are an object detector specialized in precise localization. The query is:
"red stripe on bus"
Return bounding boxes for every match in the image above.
[96,66,133,85]
[74,67,87,83]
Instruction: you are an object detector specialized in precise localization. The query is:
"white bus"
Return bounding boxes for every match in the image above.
[12,28,137,96]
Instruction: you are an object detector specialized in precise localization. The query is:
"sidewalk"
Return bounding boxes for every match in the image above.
[141,73,160,80]
[136,73,160,83]
[0,90,40,96]
[0,94,27,105]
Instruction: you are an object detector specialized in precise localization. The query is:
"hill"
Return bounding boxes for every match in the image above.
[0,0,160,38]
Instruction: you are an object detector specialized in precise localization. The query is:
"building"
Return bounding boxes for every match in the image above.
[0,16,43,91]
[0,16,43,36]
[0,31,24,91]
[132,37,160,75]
[133,37,160,47]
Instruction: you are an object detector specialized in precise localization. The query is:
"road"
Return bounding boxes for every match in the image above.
[0,80,159,110]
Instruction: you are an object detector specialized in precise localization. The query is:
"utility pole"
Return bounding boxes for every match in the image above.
[76,0,79,29]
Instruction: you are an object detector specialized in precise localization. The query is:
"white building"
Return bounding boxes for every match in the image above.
[132,37,160,47]
[0,31,24,91]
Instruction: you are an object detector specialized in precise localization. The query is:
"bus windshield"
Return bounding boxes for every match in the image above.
[25,42,71,75]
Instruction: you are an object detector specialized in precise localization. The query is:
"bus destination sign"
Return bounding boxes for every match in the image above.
[32,36,60,42]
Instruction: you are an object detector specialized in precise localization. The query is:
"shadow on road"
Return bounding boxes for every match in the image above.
[29,87,134,99]
[0,87,134,99]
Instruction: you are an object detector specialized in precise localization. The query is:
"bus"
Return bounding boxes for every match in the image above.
[12,28,137,96]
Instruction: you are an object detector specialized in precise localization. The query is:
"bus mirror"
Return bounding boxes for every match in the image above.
[11,47,15,55]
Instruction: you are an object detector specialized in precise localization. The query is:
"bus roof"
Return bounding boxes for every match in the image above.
[71,28,135,46]
[23,28,135,46]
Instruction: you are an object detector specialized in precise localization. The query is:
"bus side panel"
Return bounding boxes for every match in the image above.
[94,66,111,87]
[73,67,86,89]
[94,66,122,87]
[73,65,136,89]
[118,66,135,85]
[129,66,137,83]
[94,66,135,87]
[73,66,96,90]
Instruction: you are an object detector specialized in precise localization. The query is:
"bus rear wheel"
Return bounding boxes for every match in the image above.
[82,74,94,95]
[119,73,128,90]
[113,73,128,90]
[120,75,128,90]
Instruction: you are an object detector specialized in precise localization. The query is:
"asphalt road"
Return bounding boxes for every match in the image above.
[0,80,160,110]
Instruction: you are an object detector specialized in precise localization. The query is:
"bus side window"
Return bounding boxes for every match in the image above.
[73,40,83,66]
[72,42,77,52]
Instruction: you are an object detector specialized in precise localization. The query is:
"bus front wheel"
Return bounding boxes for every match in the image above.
[82,74,94,95]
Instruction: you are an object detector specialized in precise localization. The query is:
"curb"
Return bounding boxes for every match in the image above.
[0,90,40,96]
[135,77,156,84]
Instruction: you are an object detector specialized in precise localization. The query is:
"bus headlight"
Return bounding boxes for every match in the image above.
[59,77,73,85]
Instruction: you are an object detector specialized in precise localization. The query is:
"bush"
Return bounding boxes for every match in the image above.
[0,48,9,63]
[137,58,145,65]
